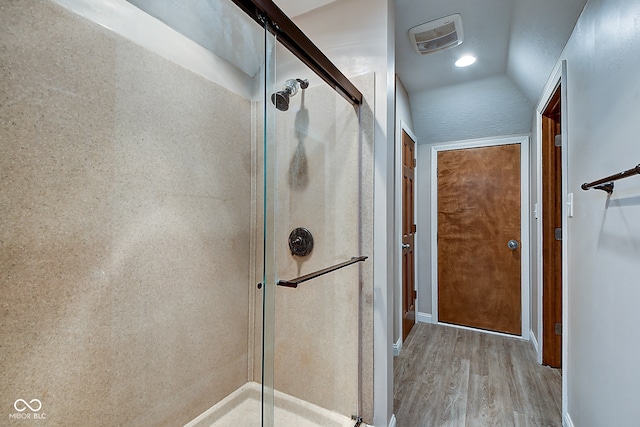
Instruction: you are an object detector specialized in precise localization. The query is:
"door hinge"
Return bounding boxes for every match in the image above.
[554,134,562,147]
[555,323,562,336]
[413,158,417,168]
[555,228,562,241]
[413,224,417,233]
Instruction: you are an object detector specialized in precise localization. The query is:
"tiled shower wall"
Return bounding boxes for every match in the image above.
[1,1,254,425]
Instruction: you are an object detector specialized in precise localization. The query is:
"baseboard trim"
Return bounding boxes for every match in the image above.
[388,413,397,427]
[393,338,402,356]
[530,329,539,354]
[417,312,433,323]
[564,412,575,427]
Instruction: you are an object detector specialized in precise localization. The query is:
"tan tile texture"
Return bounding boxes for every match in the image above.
[1,1,253,425]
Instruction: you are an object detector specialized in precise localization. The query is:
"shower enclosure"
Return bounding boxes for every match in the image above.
[0,0,374,425]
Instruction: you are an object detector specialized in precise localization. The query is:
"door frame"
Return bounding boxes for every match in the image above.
[536,60,569,419]
[541,81,562,368]
[430,134,530,339]
[395,120,418,352]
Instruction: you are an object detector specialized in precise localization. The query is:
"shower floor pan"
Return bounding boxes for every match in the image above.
[185,382,362,427]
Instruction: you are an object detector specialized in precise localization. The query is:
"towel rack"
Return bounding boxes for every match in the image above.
[581,163,640,194]
[277,256,367,288]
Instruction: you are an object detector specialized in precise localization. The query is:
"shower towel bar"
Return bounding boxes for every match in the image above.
[581,163,640,194]
[277,256,367,288]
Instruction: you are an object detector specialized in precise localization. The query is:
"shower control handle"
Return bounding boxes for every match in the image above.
[289,228,314,257]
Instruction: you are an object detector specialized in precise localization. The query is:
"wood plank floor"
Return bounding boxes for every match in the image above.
[393,323,562,427]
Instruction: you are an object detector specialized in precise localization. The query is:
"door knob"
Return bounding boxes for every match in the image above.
[402,243,410,250]
[507,239,519,250]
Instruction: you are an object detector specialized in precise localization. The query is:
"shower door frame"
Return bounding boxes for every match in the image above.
[230,0,362,107]
[261,21,277,427]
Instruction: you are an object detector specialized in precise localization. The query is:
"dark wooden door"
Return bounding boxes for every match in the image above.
[542,85,563,367]
[402,130,417,341]
[437,144,522,335]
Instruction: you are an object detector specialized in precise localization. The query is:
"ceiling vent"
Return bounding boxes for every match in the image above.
[408,14,464,55]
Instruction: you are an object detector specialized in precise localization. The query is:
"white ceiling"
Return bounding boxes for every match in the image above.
[396,0,512,95]
[395,0,587,103]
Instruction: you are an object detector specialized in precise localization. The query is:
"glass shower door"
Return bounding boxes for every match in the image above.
[261,36,364,426]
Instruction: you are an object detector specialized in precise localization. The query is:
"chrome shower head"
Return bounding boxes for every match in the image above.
[271,78,309,111]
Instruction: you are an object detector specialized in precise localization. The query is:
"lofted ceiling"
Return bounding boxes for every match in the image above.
[395,0,587,144]
[395,0,587,104]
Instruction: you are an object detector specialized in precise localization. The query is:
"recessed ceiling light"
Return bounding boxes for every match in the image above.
[455,55,476,67]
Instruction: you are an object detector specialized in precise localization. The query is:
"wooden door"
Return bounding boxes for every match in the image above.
[542,85,563,367]
[437,144,521,335]
[402,130,417,341]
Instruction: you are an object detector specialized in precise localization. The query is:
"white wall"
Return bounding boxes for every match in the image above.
[396,77,414,132]
[292,1,395,425]
[415,143,432,316]
[411,75,532,145]
[536,0,640,424]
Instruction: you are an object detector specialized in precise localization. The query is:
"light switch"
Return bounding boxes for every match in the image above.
[567,193,574,217]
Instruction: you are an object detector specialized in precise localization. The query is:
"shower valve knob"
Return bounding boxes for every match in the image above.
[288,227,314,257]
